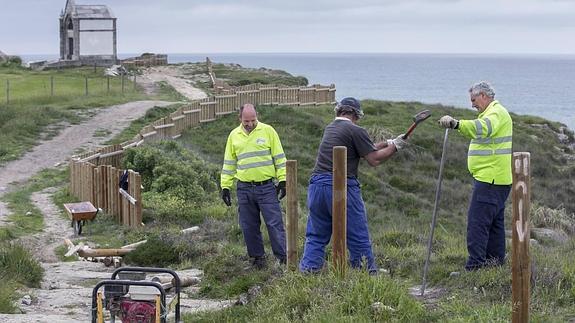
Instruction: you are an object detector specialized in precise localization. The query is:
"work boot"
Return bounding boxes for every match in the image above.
[251,256,266,270]
[278,257,286,266]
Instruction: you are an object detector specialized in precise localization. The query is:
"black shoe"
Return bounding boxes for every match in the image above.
[252,256,266,270]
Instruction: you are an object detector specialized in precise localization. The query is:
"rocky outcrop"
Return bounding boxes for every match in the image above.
[531,227,569,244]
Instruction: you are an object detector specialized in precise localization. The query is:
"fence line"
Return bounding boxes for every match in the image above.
[0,75,134,104]
[70,83,336,227]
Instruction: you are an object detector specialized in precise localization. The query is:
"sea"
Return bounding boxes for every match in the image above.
[22,53,575,130]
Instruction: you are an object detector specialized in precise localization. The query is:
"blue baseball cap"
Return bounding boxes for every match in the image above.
[336,97,364,118]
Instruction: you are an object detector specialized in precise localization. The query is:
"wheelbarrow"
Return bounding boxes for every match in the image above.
[63,201,99,236]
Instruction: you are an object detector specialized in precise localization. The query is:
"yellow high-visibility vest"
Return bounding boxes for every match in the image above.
[220,122,287,189]
[458,100,513,185]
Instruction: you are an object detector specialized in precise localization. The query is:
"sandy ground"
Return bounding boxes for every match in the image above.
[0,69,233,321]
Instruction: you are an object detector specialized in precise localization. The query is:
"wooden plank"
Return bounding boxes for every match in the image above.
[512,152,531,323]
[134,172,142,227]
[286,160,298,270]
[332,146,347,276]
[129,170,136,227]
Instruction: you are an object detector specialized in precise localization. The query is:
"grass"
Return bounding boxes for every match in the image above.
[2,60,574,320]
[187,271,432,322]
[56,97,571,321]
[0,244,44,313]
[192,62,309,91]
[169,102,575,321]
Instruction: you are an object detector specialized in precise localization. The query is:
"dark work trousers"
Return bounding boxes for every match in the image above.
[299,174,376,273]
[236,181,286,261]
[465,179,511,271]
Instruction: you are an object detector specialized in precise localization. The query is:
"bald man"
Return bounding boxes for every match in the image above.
[220,104,288,269]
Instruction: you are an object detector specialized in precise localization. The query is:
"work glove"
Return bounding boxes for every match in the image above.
[439,115,459,129]
[391,134,408,151]
[221,188,231,206]
[276,181,287,200]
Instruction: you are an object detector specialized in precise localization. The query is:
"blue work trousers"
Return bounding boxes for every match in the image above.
[465,179,511,271]
[237,181,286,261]
[299,174,376,273]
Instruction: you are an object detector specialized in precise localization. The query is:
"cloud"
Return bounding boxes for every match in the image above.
[1,0,574,54]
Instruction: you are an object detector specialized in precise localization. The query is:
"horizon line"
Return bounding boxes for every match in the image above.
[16,51,575,57]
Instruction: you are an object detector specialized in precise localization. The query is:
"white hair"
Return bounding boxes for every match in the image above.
[469,81,495,98]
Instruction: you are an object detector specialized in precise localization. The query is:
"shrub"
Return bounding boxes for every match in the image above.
[0,243,44,287]
[123,234,180,267]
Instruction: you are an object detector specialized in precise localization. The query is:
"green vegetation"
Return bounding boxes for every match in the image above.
[187,62,309,90]
[60,97,572,320]
[0,244,44,313]
[193,271,432,322]
[131,102,572,321]
[0,65,180,164]
[2,60,574,319]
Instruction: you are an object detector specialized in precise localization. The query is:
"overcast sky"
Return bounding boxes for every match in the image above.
[2,0,575,55]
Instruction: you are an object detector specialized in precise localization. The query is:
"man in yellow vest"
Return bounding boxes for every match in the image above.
[439,81,513,271]
[220,103,287,269]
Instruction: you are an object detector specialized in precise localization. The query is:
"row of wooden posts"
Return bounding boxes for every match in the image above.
[69,83,336,228]
[283,150,531,323]
[69,161,143,227]
[3,75,136,104]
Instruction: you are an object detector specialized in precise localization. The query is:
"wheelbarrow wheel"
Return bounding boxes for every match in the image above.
[73,220,83,236]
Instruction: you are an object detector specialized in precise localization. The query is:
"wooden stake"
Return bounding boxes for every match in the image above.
[286,160,298,270]
[78,248,133,258]
[512,152,531,323]
[332,146,347,276]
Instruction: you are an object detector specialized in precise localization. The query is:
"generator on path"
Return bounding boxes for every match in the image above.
[92,267,182,323]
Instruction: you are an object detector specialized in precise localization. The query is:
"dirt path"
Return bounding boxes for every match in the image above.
[139,66,209,100]
[0,186,231,322]
[0,100,173,224]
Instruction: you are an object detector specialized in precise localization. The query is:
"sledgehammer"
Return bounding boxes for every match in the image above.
[402,110,432,139]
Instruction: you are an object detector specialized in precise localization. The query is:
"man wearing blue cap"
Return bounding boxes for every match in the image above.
[299,97,407,274]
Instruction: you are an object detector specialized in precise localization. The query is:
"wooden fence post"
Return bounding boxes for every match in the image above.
[332,146,347,276]
[512,152,531,323]
[107,76,110,94]
[85,77,88,96]
[121,75,125,93]
[286,160,298,270]
[133,75,137,91]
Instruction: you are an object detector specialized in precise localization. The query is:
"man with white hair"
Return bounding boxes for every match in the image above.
[439,81,513,270]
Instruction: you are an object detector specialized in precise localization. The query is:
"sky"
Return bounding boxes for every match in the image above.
[1,0,575,55]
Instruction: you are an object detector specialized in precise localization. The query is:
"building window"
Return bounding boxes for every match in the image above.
[67,19,73,30]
